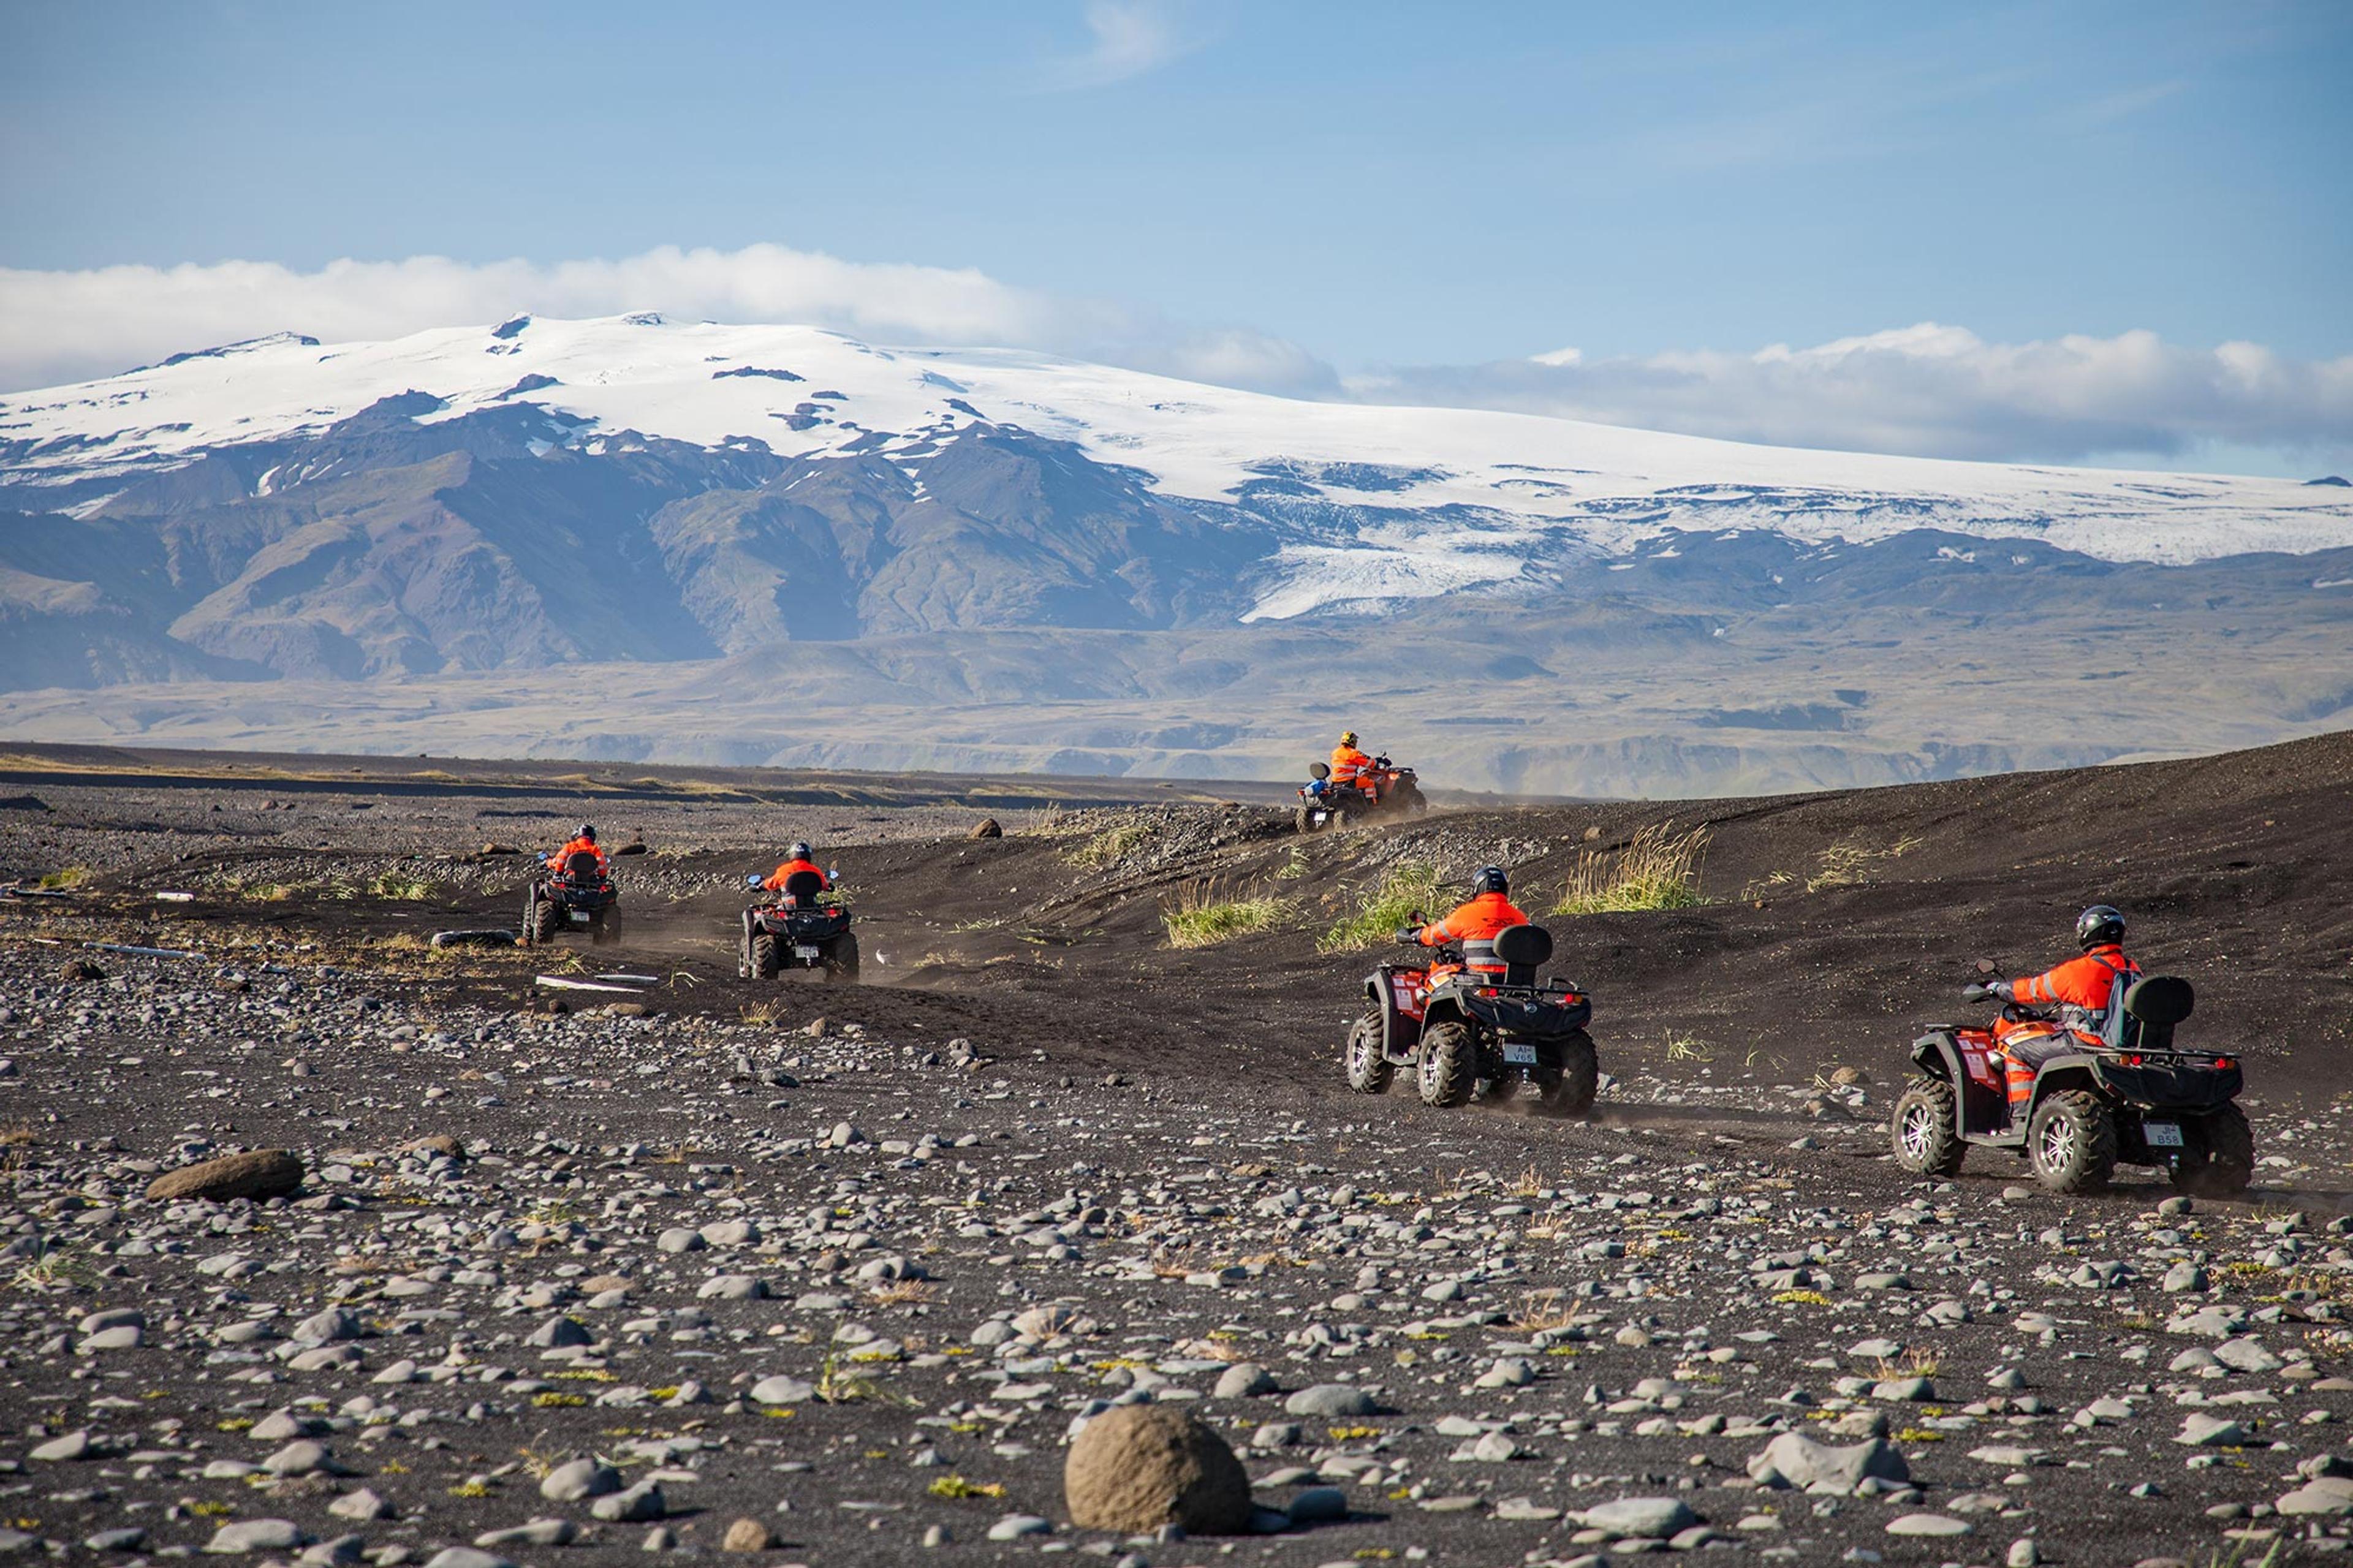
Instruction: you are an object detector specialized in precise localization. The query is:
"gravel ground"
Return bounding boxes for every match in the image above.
[2,740,2351,1567]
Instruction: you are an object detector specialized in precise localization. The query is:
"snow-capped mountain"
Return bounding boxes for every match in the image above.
[2,314,2348,794]
[7,314,2349,623]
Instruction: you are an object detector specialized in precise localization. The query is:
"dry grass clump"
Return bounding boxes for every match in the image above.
[1804,835,1925,893]
[1552,822,1711,915]
[1064,818,1154,869]
[1161,881,1283,949]
[1318,862,1449,954]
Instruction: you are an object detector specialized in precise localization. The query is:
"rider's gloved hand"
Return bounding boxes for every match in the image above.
[1988,979,2015,1003]
[1394,925,1420,945]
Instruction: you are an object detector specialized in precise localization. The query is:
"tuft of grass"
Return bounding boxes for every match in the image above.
[1804,835,1924,893]
[34,866,92,892]
[926,1474,1006,1501]
[1319,862,1449,954]
[1664,1031,1715,1064]
[1162,882,1284,950]
[369,871,434,901]
[1552,822,1711,915]
[1064,819,1154,869]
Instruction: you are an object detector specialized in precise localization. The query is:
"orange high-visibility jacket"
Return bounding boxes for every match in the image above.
[762,857,832,892]
[1419,893,1529,948]
[1330,743,1373,783]
[548,836,609,874]
[2011,943,2139,1034]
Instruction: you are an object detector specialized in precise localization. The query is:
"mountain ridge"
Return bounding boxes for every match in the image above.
[2,314,2348,796]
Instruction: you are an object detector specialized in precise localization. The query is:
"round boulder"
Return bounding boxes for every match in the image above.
[1065,1405,1251,1535]
[145,1149,303,1204]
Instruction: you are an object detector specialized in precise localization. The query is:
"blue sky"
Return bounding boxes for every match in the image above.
[3,1,2349,472]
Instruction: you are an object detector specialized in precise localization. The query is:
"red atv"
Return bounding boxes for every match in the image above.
[1297,755,1427,833]
[1344,922,1597,1113]
[1892,962,2251,1195]
[738,868,858,982]
[523,849,620,945]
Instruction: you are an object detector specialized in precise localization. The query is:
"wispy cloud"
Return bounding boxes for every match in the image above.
[1044,1,1200,89]
[2061,80,2188,129]
[0,243,1336,398]
[1351,324,2353,472]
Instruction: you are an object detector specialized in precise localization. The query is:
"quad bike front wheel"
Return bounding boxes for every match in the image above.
[2170,1103,2254,1198]
[1535,1029,1599,1117]
[1890,1077,1966,1177]
[2028,1089,2117,1194]
[1417,1021,1476,1108]
[1344,1010,1393,1094]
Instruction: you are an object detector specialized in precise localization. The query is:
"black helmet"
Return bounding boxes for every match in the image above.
[789,840,812,861]
[2075,904,2124,950]
[1473,865,1509,896]
[577,822,597,843]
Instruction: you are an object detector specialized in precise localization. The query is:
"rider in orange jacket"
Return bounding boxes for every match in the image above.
[761,841,832,893]
[1330,730,1373,792]
[1990,904,2140,1063]
[546,823,610,877]
[1406,866,1530,977]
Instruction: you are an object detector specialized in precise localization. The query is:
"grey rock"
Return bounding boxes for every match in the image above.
[987,1514,1053,1541]
[327,1488,394,1521]
[205,1519,305,1554]
[540,1458,624,1501]
[1214,1362,1277,1399]
[2175,1414,2247,1447]
[589,1479,666,1522]
[2276,1477,2353,1517]
[291,1307,362,1344]
[28,1430,91,1461]
[262,1439,336,1476]
[1284,1384,1377,1418]
[655,1227,704,1254]
[525,1315,592,1348]
[476,1520,578,1547]
[85,1529,148,1553]
[423,1551,517,1568]
[1886,1513,1972,1537]
[696,1273,767,1300]
[1287,1486,1349,1523]
[1585,1498,1698,1536]
[750,1375,815,1405]
[1747,1433,1909,1492]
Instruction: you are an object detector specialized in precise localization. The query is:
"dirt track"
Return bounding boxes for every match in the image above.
[2,735,2351,1565]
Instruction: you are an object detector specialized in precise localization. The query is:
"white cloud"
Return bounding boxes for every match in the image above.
[1350,323,2353,472]
[1045,1,1199,89]
[0,243,1336,398]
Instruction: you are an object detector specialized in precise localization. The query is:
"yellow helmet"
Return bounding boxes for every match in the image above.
[1339,730,1358,746]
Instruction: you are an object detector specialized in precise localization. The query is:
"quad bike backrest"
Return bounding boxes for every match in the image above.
[2119,974,2195,1050]
[564,850,602,881]
[1493,922,1553,986]
[779,868,825,903]
[1309,761,1332,781]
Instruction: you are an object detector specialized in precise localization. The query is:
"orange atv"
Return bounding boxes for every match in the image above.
[1297,754,1427,833]
[1892,960,2250,1195]
[1344,922,1597,1113]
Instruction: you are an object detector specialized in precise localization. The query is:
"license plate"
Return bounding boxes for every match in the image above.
[1502,1043,1537,1065]
[2143,1121,2183,1148]
[795,945,821,960]
[568,911,590,924]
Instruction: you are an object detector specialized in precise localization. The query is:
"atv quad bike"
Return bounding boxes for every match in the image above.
[738,868,858,982]
[1891,964,2249,1196]
[1297,755,1428,833]
[523,849,621,946]
[1344,922,1597,1113]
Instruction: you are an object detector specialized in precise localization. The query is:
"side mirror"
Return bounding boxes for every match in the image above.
[744,873,762,888]
[1962,983,1990,1003]
[828,868,839,882]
